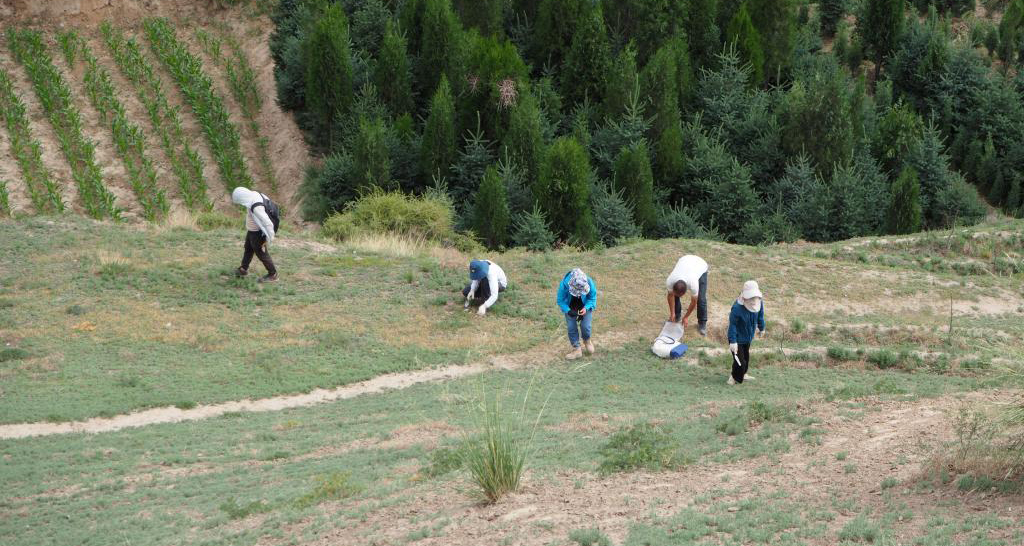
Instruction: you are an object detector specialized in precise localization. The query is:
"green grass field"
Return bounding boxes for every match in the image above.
[1,215,1023,545]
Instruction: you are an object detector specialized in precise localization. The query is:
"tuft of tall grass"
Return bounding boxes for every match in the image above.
[461,382,547,503]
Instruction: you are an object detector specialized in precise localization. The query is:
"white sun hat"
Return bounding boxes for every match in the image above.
[740,280,763,300]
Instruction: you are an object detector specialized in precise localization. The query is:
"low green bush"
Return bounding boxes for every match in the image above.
[322,189,455,243]
[196,211,241,231]
[599,422,680,473]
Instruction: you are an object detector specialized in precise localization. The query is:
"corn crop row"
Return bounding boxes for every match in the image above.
[0,67,63,214]
[196,28,277,193]
[59,31,169,221]
[0,178,9,215]
[6,28,119,220]
[101,22,210,211]
[144,18,252,193]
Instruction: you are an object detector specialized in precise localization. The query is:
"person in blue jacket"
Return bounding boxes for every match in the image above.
[727,280,766,385]
[557,268,597,360]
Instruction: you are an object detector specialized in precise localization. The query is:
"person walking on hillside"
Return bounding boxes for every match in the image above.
[557,268,597,360]
[666,254,709,336]
[727,280,766,385]
[463,259,507,316]
[232,187,280,282]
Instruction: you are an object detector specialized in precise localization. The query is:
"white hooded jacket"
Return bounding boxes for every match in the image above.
[231,187,275,243]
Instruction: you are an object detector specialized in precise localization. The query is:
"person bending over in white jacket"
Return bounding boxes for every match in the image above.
[462,259,507,316]
[231,187,279,283]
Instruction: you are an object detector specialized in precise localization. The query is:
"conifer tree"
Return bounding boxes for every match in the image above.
[746,0,796,82]
[998,0,1024,63]
[303,3,353,146]
[419,0,463,99]
[603,45,639,120]
[613,142,657,234]
[535,137,598,246]
[352,116,393,192]
[641,43,685,190]
[561,6,613,106]
[726,4,766,85]
[374,22,415,116]
[860,0,905,80]
[820,0,846,37]
[685,0,721,69]
[887,166,923,234]
[533,0,591,68]
[421,76,457,181]
[454,0,505,37]
[503,91,545,185]
[474,165,511,248]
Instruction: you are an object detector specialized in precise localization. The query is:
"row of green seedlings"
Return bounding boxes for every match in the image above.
[0,67,62,214]
[100,22,210,211]
[0,178,8,215]
[143,17,253,193]
[57,31,170,221]
[6,28,119,220]
[195,27,277,193]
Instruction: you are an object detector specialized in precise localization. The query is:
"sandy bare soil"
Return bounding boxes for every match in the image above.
[294,390,1024,546]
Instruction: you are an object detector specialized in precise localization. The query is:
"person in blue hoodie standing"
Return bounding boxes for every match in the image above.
[727,280,766,385]
[557,268,597,360]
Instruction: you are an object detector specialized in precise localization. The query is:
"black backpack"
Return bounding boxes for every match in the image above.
[250,195,280,232]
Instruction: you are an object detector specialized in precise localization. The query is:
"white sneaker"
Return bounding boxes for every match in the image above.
[583,339,595,355]
[566,347,583,360]
[727,376,736,385]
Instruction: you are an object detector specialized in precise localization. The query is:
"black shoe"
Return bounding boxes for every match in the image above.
[258,273,278,283]
[698,325,707,336]
[235,267,248,277]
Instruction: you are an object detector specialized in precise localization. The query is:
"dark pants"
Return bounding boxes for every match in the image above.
[731,343,750,383]
[462,282,505,306]
[241,230,276,275]
[673,270,708,328]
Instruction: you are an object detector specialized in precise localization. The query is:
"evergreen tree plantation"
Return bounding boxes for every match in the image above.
[283,0,1024,249]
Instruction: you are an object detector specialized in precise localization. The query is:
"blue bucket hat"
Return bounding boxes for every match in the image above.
[469,260,490,281]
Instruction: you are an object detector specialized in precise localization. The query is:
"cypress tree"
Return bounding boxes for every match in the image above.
[419,0,463,99]
[533,0,591,68]
[641,43,685,190]
[535,137,598,246]
[561,6,613,106]
[860,0,905,80]
[988,166,1010,205]
[887,167,923,234]
[303,3,354,146]
[454,0,505,36]
[612,141,657,234]
[603,44,639,121]
[503,91,545,186]
[726,3,766,85]
[746,0,796,82]
[399,0,428,54]
[421,76,457,182]
[998,0,1024,63]
[685,0,721,69]
[352,116,393,192]
[668,35,694,110]
[374,22,415,116]
[820,0,847,37]
[473,165,511,248]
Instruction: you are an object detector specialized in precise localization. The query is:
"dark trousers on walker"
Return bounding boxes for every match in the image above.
[673,270,708,328]
[241,230,276,275]
[731,343,750,383]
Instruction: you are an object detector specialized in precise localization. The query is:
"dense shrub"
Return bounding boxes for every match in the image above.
[592,181,642,246]
[321,190,455,242]
[612,142,657,234]
[887,167,923,234]
[473,165,510,249]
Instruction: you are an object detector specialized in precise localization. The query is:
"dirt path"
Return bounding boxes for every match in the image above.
[0,327,646,440]
[3,323,1016,440]
[296,390,1024,546]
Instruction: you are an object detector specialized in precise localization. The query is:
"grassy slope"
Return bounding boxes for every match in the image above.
[0,216,1023,424]
[1,216,1023,545]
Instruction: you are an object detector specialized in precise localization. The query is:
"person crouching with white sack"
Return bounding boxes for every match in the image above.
[726,281,766,385]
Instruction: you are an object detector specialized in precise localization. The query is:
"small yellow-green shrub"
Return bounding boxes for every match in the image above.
[322,189,455,243]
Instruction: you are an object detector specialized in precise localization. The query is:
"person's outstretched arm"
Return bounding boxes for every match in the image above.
[683,295,697,324]
[666,292,676,321]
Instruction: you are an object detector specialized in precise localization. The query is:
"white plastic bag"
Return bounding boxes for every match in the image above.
[651,321,684,358]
